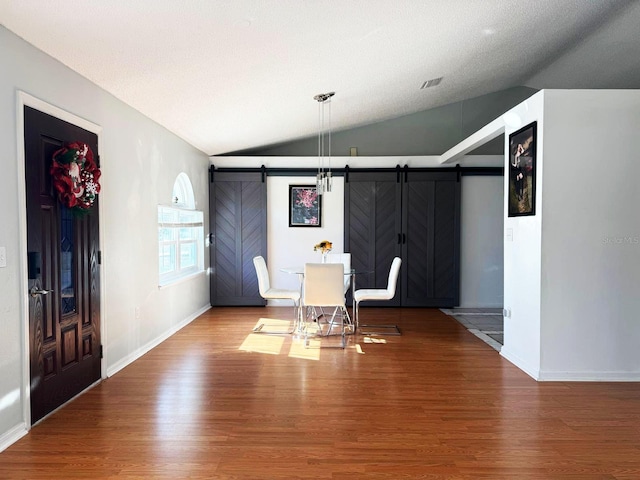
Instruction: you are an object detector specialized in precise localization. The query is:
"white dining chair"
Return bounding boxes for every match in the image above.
[325,252,352,294]
[252,256,301,334]
[303,263,352,348]
[354,257,402,335]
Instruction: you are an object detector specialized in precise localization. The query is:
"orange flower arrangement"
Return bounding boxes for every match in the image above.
[313,240,332,254]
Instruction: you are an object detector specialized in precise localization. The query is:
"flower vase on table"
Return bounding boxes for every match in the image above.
[314,240,332,263]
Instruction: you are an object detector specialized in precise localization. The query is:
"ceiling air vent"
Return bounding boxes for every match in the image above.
[420,77,443,89]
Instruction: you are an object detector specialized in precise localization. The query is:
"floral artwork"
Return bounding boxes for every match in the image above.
[50,141,101,216]
[289,185,321,227]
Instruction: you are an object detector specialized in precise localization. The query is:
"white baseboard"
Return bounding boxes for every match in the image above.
[106,304,211,378]
[0,423,27,453]
[501,348,640,381]
[500,347,540,380]
[537,370,640,382]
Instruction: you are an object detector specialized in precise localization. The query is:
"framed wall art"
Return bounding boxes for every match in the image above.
[508,121,537,217]
[289,185,321,227]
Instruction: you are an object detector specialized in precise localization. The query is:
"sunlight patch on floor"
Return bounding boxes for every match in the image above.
[239,333,286,355]
[288,337,321,360]
[238,319,375,360]
[251,317,293,334]
[239,318,323,359]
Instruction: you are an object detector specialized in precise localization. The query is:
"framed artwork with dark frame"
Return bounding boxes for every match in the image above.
[289,185,321,227]
[508,121,537,217]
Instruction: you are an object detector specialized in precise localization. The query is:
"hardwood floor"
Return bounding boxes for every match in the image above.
[2,307,640,479]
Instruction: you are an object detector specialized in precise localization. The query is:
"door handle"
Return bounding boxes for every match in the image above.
[30,287,54,298]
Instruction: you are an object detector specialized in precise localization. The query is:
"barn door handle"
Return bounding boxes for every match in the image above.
[30,287,54,298]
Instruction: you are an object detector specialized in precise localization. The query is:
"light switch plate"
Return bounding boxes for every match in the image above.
[0,246,6,268]
[506,228,513,242]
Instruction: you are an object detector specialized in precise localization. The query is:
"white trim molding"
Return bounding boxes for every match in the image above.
[0,423,27,454]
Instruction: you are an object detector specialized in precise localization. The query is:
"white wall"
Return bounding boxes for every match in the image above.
[501,89,640,381]
[538,90,640,380]
[266,176,345,302]
[500,92,545,379]
[459,176,504,308]
[0,26,210,449]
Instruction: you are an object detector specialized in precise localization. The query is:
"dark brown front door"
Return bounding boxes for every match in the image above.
[24,106,101,424]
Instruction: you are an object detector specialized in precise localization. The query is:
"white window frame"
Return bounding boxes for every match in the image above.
[172,172,194,208]
[158,173,204,286]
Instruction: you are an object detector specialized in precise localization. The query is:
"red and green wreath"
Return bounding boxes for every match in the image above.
[50,142,101,215]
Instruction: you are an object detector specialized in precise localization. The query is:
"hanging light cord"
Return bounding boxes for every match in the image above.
[314,92,335,194]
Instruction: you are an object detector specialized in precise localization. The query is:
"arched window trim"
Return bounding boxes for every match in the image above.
[172,172,196,209]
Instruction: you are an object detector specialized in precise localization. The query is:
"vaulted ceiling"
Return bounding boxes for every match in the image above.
[1,0,638,156]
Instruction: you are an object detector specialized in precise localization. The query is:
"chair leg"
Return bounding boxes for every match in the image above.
[252,298,299,335]
[324,306,352,336]
[325,307,338,336]
[357,301,401,335]
[342,306,353,334]
[293,300,306,334]
[359,324,401,335]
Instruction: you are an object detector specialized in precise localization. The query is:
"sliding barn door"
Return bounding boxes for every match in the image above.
[344,171,402,306]
[401,171,460,307]
[210,171,266,306]
[345,169,460,308]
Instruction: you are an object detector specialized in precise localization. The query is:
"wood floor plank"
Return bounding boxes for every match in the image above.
[1,307,640,479]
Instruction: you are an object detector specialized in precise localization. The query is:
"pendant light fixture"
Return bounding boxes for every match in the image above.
[314,91,335,195]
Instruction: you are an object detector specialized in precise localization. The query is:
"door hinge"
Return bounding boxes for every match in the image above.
[100,345,104,359]
[98,251,102,264]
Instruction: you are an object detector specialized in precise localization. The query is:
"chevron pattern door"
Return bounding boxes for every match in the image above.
[345,172,402,306]
[210,172,267,306]
[345,170,460,308]
[401,171,460,307]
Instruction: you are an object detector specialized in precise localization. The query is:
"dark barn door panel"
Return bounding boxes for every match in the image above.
[344,172,402,306]
[402,172,460,307]
[345,169,460,308]
[210,171,267,306]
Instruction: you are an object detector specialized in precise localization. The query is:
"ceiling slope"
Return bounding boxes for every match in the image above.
[1,0,638,155]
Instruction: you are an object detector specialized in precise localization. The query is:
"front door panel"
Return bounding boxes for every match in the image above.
[25,106,101,424]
